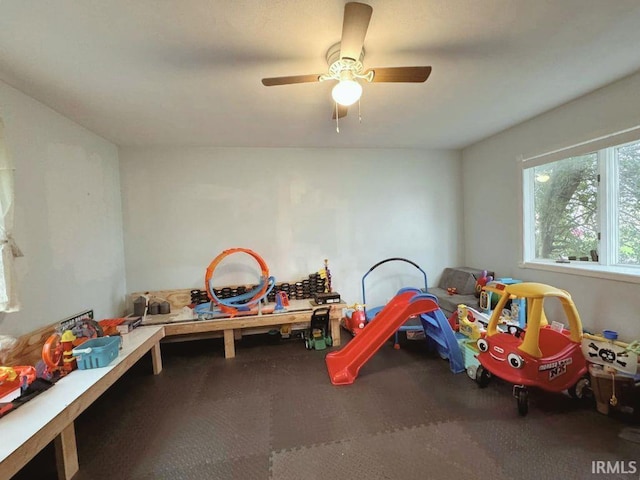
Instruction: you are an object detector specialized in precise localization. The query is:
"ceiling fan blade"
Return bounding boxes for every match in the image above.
[261,74,322,86]
[340,2,373,61]
[332,104,349,119]
[365,66,432,83]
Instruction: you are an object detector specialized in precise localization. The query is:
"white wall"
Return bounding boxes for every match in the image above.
[462,70,640,339]
[0,80,126,336]
[120,147,462,308]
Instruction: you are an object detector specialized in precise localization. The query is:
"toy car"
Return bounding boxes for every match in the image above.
[476,282,589,416]
[342,303,367,335]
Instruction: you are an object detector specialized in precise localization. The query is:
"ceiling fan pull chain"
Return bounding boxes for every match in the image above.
[335,103,340,133]
[358,100,362,123]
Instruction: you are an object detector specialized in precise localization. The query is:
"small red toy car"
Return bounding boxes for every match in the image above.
[342,303,367,335]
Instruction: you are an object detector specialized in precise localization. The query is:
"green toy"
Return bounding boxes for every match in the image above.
[304,307,332,351]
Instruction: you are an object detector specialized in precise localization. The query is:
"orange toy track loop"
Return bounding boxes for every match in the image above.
[42,333,64,369]
[204,248,271,316]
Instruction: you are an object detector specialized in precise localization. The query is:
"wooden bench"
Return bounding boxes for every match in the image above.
[131,288,346,358]
[143,299,346,358]
[0,326,164,480]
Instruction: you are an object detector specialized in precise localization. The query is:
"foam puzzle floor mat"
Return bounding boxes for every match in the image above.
[11,331,640,480]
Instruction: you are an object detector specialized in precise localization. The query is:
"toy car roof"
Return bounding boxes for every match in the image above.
[504,282,571,300]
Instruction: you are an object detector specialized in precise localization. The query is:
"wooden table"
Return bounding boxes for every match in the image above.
[153,300,346,359]
[0,325,164,480]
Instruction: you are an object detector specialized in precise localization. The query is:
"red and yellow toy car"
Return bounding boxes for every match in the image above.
[476,282,588,416]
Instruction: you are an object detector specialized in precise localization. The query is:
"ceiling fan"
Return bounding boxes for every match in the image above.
[261,2,432,124]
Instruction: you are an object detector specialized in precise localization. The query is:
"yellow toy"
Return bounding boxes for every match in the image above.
[457,304,490,341]
[458,305,481,341]
[319,259,332,293]
[0,366,17,384]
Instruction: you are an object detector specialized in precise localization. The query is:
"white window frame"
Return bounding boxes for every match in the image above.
[519,125,640,285]
[0,118,22,312]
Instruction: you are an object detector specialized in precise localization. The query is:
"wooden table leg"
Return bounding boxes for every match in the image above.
[223,329,236,359]
[151,342,163,375]
[54,423,79,480]
[330,318,341,347]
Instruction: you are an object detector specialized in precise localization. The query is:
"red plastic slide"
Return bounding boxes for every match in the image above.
[325,290,440,385]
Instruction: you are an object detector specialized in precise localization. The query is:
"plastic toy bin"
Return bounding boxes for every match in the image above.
[72,336,121,370]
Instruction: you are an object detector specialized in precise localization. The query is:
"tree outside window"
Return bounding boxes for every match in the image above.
[532,153,598,260]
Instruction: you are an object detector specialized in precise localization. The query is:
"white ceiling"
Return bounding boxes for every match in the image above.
[2,1,640,149]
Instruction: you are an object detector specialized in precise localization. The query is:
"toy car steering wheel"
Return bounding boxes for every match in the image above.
[506,325,526,339]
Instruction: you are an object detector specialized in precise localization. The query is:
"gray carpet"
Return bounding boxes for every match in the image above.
[12,331,640,480]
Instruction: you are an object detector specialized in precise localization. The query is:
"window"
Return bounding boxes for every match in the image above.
[0,254,5,307]
[617,141,640,264]
[0,118,21,312]
[521,126,640,279]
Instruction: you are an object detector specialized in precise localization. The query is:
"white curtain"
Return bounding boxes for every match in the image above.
[0,118,22,312]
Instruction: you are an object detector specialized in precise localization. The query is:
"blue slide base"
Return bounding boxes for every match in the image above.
[418,295,465,374]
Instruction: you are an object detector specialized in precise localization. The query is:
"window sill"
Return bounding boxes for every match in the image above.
[519,260,640,285]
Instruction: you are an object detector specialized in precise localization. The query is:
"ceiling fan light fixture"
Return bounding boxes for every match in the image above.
[332,79,362,106]
[260,3,432,124]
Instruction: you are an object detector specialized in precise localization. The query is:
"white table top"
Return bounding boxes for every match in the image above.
[0,325,163,464]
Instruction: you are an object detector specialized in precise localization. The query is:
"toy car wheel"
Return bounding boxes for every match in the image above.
[466,365,477,380]
[476,365,492,388]
[516,388,529,416]
[568,375,592,401]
